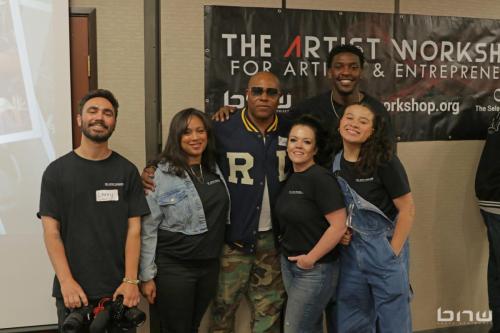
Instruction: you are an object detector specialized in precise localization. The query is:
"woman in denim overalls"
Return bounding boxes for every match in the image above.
[333,103,415,333]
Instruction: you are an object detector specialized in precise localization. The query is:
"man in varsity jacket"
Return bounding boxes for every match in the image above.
[476,111,500,333]
[210,71,290,333]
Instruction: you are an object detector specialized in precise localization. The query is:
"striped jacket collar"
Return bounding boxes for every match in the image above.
[241,108,278,133]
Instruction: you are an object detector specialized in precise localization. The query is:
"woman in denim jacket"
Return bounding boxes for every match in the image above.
[139,108,230,333]
[333,103,415,333]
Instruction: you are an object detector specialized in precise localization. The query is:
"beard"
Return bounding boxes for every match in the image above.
[81,121,115,143]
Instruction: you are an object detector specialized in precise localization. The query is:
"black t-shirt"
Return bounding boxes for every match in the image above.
[38,151,150,299]
[275,164,345,262]
[156,165,229,260]
[475,112,500,202]
[340,155,410,220]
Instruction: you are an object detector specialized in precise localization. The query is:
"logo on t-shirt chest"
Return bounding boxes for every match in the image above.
[207,179,221,186]
[288,190,304,195]
[355,177,374,183]
[104,182,124,187]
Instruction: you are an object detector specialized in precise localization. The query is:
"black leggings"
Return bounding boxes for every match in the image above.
[155,256,219,333]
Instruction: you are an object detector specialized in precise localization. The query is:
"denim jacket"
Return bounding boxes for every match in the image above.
[139,162,230,281]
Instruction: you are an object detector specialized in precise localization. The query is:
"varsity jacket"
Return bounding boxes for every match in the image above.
[476,112,500,214]
[213,108,291,253]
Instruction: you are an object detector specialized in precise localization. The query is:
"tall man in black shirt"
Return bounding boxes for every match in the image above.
[38,89,150,331]
[476,111,500,333]
[290,44,394,144]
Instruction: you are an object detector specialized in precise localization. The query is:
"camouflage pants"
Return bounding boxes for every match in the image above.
[210,231,285,333]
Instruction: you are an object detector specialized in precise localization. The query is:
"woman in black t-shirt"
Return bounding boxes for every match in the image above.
[139,108,230,333]
[275,115,347,333]
[333,103,415,333]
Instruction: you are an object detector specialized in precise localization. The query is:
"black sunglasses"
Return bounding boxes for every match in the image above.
[249,86,280,97]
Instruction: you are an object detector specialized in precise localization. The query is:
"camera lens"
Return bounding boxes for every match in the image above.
[61,306,93,333]
[124,308,146,327]
[62,312,84,333]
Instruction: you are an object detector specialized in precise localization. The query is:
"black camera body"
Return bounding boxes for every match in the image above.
[61,306,94,333]
[61,296,146,333]
[110,295,146,330]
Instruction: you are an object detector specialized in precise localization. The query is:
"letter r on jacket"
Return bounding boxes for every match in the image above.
[227,152,254,185]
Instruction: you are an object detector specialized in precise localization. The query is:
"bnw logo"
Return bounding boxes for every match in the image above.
[223,90,292,110]
[437,307,491,325]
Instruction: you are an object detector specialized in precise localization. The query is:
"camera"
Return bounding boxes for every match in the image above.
[61,305,93,333]
[62,296,146,333]
[110,295,146,330]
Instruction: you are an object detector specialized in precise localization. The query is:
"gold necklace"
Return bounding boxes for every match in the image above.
[189,165,204,184]
[330,90,362,119]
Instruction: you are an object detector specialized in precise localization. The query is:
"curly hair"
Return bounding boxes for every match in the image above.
[157,108,217,177]
[289,114,333,168]
[327,44,365,68]
[342,103,394,176]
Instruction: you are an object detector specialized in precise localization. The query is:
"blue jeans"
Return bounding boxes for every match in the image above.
[281,255,340,333]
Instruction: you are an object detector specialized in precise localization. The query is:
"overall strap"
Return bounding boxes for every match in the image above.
[332,151,342,173]
[332,150,394,224]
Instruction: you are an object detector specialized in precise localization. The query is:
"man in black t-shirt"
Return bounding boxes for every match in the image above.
[290,44,394,146]
[38,89,149,331]
[475,111,500,333]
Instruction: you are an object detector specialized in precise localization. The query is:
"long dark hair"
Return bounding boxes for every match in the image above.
[289,114,332,168]
[337,103,394,176]
[157,108,217,177]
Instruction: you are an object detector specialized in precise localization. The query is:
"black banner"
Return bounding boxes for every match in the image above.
[204,6,500,141]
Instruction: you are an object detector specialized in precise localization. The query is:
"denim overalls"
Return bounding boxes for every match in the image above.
[332,152,412,333]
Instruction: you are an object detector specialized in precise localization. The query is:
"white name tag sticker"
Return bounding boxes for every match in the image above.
[278,136,288,147]
[96,189,119,202]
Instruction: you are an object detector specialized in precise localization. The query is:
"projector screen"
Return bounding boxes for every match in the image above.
[0,0,72,328]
